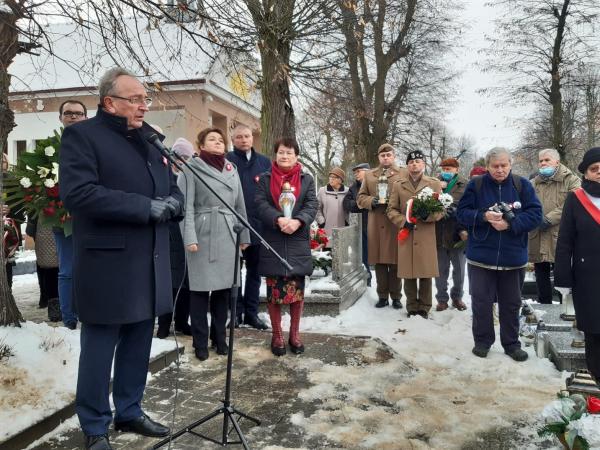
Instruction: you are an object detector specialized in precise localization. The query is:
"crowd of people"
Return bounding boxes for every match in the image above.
[2,65,600,450]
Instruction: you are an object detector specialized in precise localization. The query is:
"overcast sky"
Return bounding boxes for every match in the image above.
[445,0,533,155]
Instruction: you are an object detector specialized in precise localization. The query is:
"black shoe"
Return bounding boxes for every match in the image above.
[216,344,229,355]
[505,348,528,362]
[375,298,388,308]
[417,310,428,319]
[85,434,112,450]
[114,413,170,437]
[65,321,77,330]
[194,348,209,361]
[156,327,170,339]
[391,299,403,309]
[288,339,305,354]
[244,314,269,330]
[234,315,242,328]
[472,345,489,358]
[38,300,48,309]
[271,345,286,357]
[174,323,192,336]
[407,311,419,317]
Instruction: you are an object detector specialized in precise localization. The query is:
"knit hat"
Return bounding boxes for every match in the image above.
[440,158,459,168]
[171,137,195,158]
[352,162,370,171]
[406,151,424,164]
[469,166,487,178]
[578,147,600,173]
[377,143,395,154]
[329,167,345,182]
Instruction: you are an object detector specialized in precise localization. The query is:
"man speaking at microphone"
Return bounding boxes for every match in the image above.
[60,67,183,450]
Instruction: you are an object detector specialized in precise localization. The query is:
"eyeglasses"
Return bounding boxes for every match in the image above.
[62,111,86,118]
[109,95,153,107]
[328,175,341,179]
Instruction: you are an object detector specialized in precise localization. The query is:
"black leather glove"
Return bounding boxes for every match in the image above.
[164,196,182,217]
[539,218,552,231]
[445,205,457,219]
[371,198,385,209]
[149,199,171,223]
[416,211,429,221]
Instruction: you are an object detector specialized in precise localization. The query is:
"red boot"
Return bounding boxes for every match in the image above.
[267,303,285,356]
[289,300,305,354]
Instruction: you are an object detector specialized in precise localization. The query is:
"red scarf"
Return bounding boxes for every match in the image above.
[200,152,225,171]
[574,188,600,225]
[270,162,302,209]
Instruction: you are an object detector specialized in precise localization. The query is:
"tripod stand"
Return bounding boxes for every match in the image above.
[147,134,291,450]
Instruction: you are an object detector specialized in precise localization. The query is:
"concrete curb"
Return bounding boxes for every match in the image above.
[0,345,184,450]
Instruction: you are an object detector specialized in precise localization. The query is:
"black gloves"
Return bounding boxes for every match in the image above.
[445,205,457,219]
[539,218,552,231]
[149,199,171,223]
[164,196,182,217]
[371,198,386,209]
[416,211,429,221]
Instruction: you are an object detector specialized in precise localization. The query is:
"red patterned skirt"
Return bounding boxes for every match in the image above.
[265,276,305,305]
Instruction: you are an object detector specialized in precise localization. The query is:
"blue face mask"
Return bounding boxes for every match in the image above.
[440,172,454,182]
[539,166,557,178]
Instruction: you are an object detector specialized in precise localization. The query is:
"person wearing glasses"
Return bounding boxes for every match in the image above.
[60,67,183,450]
[50,99,88,330]
[316,167,349,245]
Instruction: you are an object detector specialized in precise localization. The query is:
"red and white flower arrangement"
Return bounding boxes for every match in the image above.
[397,187,453,243]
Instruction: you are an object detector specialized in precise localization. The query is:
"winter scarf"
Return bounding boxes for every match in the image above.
[200,152,225,172]
[270,162,302,209]
[582,178,600,198]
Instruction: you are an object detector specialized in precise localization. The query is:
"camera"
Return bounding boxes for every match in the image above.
[489,202,516,222]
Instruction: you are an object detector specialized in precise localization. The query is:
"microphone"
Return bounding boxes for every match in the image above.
[145,133,171,159]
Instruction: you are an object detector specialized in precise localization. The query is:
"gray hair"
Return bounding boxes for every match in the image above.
[98,67,136,102]
[232,124,252,136]
[538,148,560,161]
[485,147,513,166]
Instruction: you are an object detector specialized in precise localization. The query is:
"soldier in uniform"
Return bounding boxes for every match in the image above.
[357,144,407,309]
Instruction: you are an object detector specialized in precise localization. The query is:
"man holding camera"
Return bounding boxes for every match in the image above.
[457,148,542,362]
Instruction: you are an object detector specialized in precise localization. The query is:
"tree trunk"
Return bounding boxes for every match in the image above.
[246,0,296,153]
[550,0,570,160]
[0,2,24,326]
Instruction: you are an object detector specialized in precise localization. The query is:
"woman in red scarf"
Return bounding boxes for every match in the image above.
[255,138,318,356]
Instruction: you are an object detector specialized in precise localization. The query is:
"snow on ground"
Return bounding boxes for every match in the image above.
[258,271,567,449]
[0,277,178,443]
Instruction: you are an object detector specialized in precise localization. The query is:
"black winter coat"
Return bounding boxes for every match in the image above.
[554,190,600,333]
[342,180,368,235]
[59,108,184,325]
[255,171,318,277]
[169,220,188,289]
[225,148,272,245]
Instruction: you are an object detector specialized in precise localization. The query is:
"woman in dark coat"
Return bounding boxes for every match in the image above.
[555,147,600,384]
[255,137,318,356]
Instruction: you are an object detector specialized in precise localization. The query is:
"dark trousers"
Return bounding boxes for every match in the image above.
[361,231,371,282]
[435,247,466,303]
[37,265,58,304]
[374,264,401,300]
[404,278,433,313]
[190,289,229,351]
[5,263,13,289]
[158,287,191,331]
[76,319,154,436]
[468,264,523,352]
[585,333,600,383]
[237,245,261,318]
[534,262,554,304]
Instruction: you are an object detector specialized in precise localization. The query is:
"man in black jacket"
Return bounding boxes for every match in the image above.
[343,163,371,286]
[225,124,271,329]
[60,67,184,450]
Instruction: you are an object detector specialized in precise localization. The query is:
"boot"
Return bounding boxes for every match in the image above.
[267,303,285,356]
[47,298,62,322]
[289,301,305,354]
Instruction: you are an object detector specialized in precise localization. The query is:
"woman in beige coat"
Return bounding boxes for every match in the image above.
[387,151,443,318]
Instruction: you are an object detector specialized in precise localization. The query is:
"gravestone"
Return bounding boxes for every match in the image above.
[259,214,368,316]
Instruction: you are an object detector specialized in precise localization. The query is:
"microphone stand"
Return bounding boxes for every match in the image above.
[148,136,292,450]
